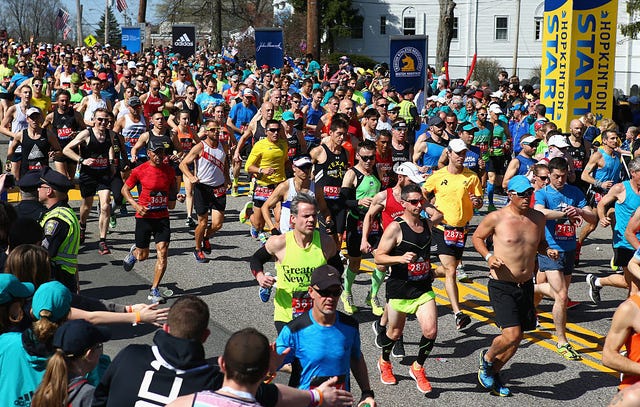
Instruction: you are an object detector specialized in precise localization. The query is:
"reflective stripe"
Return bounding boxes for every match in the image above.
[40,206,80,274]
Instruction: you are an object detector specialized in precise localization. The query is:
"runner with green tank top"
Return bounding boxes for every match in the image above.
[340,140,383,315]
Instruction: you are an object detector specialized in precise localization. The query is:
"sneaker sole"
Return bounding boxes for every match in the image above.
[409,368,432,393]
[377,363,397,385]
[372,322,384,348]
[490,387,511,397]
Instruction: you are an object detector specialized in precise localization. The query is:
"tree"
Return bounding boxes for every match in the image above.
[436,0,456,71]
[621,0,640,39]
[96,6,122,48]
[3,0,65,43]
[290,0,362,55]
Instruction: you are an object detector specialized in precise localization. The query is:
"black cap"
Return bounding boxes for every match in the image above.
[428,116,444,127]
[392,118,407,129]
[310,265,342,290]
[148,138,168,152]
[17,170,41,190]
[53,319,111,357]
[402,87,415,95]
[40,167,74,193]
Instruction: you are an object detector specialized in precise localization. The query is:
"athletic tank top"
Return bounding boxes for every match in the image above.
[348,167,381,219]
[225,88,240,104]
[253,121,267,145]
[148,129,176,156]
[286,131,302,160]
[59,72,72,88]
[566,140,588,173]
[381,188,404,229]
[177,126,197,154]
[419,136,445,171]
[191,390,262,407]
[387,217,433,299]
[593,148,621,184]
[196,141,226,187]
[489,123,508,156]
[274,230,326,322]
[180,100,201,128]
[11,105,28,133]
[314,144,348,201]
[614,181,640,249]
[620,294,640,389]
[83,96,107,123]
[53,109,81,145]
[20,128,51,176]
[143,93,164,122]
[116,101,130,119]
[473,123,493,160]
[122,114,148,159]
[80,128,111,176]
[280,178,316,232]
[376,151,394,189]
[391,143,410,165]
[515,155,537,176]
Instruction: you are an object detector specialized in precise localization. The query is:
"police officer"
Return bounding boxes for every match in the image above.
[15,170,46,221]
[38,167,80,293]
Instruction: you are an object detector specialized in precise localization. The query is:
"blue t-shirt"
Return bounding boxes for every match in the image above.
[228,102,258,140]
[195,92,224,111]
[534,184,588,251]
[276,311,361,391]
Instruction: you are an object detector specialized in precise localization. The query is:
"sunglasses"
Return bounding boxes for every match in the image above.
[359,155,375,162]
[95,117,110,123]
[537,175,549,181]
[509,189,533,198]
[377,103,388,107]
[267,128,279,132]
[313,286,343,298]
[405,198,424,206]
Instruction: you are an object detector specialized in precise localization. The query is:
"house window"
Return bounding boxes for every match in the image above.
[380,16,386,35]
[351,16,363,39]
[495,16,508,40]
[534,17,542,41]
[404,17,416,35]
[452,16,459,40]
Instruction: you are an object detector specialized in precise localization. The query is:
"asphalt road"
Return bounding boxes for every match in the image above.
[71,190,624,407]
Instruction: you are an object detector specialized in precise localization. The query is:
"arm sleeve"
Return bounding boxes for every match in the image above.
[250,246,273,277]
[339,186,358,209]
[327,252,345,275]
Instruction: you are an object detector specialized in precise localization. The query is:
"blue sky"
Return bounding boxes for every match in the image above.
[61,0,161,33]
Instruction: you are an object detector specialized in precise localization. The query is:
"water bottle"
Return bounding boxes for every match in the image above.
[259,272,275,303]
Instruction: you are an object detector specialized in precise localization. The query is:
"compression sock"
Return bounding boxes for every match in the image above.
[344,267,357,294]
[379,333,396,362]
[371,268,385,297]
[487,182,495,205]
[416,336,436,365]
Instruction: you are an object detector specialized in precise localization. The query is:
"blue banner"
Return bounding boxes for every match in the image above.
[389,35,427,93]
[255,28,283,69]
[121,27,141,54]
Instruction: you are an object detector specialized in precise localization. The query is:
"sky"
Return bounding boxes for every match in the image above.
[61,0,161,34]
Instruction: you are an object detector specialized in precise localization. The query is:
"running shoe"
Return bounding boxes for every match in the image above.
[341,292,358,314]
[79,225,86,244]
[455,312,471,330]
[456,264,470,282]
[575,242,582,267]
[566,299,580,309]
[231,186,240,197]
[98,241,111,255]
[258,232,269,246]
[409,362,432,394]
[120,205,128,216]
[391,336,405,358]
[185,217,197,227]
[586,274,601,304]
[491,373,511,397]
[193,250,208,263]
[123,244,137,272]
[372,320,385,348]
[478,349,495,389]
[611,256,620,272]
[556,343,582,361]
[202,239,212,254]
[148,288,167,304]
[250,226,259,239]
[487,204,497,212]
[365,291,384,316]
[239,201,253,224]
[109,215,117,230]
[377,357,397,385]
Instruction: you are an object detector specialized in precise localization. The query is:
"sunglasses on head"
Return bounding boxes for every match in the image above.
[313,286,343,297]
[509,189,533,198]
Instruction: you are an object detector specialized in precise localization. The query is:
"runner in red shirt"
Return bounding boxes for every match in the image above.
[122,138,178,303]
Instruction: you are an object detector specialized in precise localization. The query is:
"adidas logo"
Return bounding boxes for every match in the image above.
[174,33,194,47]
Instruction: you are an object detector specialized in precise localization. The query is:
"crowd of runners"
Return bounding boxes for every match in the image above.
[1,38,640,406]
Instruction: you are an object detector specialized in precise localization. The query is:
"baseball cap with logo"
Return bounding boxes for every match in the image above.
[448,138,468,153]
[548,135,569,148]
[311,265,342,289]
[394,162,424,184]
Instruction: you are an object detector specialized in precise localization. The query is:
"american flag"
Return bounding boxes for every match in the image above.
[55,8,70,31]
[63,27,72,40]
[116,0,128,12]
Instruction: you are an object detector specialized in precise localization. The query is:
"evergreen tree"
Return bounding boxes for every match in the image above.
[96,6,122,47]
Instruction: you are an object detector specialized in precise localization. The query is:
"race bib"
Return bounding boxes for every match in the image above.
[309,375,346,390]
[444,226,466,247]
[148,191,168,211]
[554,221,576,240]
[407,258,432,281]
[573,160,583,171]
[90,157,109,168]
[491,137,502,148]
[324,185,340,200]
[291,291,313,318]
[57,127,73,139]
[28,162,43,170]
[180,138,194,152]
[254,185,272,201]
[357,219,380,235]
[212,185,226,198]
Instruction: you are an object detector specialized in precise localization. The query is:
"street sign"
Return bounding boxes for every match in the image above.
[84,34,98,47]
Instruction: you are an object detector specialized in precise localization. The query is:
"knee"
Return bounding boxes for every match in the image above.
[555,290,568,304]
[502,328,523,345]
[421,325,437,339]
[387,328,403,341]
[100,202,111,213]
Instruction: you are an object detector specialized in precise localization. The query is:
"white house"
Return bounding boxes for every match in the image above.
[336,0,640,93]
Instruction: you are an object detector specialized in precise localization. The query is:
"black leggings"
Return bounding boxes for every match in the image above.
[110,175,124,206]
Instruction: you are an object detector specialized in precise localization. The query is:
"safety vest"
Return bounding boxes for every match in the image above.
[40,206,80,275]
[398,100,416,126]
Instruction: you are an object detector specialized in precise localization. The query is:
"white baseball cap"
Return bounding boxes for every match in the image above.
[548,135,569,148]
[394,162,424,184]
[448,138,468,153]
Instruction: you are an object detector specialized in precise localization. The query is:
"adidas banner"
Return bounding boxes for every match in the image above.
[255,28,283,69]
[389,35,428,94]
[172,25,196,58]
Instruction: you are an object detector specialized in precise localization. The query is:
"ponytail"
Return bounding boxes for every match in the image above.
[32,349,69,407]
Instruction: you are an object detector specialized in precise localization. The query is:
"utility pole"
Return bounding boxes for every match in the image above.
[76,0,83,47]
[210,0,222,51]
[512,0,521,76]
[138,0,147,23]
[306,0,318,59]
[104,0,109,45]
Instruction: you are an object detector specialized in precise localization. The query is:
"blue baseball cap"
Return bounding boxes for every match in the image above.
[32,281,72,322]
[0,274,34,305]
[507,175,533,193]
[53,319,111,357]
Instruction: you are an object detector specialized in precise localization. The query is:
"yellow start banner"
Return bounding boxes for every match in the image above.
[541,0,617,131]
